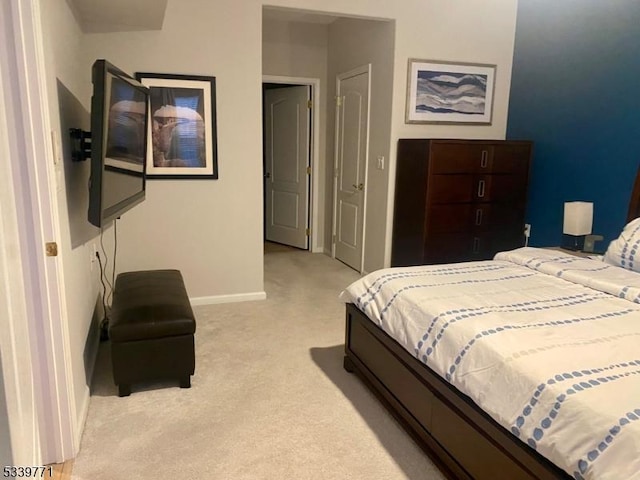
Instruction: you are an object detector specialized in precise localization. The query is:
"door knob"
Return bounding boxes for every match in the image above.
[264,172,271,178]
[352,183,364,191]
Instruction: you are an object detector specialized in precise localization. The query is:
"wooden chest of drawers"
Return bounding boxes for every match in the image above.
[391,139,532,266]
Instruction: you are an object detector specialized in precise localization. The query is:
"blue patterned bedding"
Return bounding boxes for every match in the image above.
[340,248,640,480]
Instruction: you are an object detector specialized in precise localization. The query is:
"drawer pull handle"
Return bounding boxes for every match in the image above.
[473,237,480,254]
[480,150,488,168]
[477,180,486,198]
[475,209,483,226]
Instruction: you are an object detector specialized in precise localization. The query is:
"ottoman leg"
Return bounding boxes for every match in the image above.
[118,384,132,397]
[180,376,191,389]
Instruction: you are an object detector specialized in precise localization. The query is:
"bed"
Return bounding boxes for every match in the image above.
[341,170,640,480]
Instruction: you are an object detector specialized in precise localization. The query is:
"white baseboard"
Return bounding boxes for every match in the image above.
[190,291,267,306]
[74,385,90,455]
[73,309,101,457]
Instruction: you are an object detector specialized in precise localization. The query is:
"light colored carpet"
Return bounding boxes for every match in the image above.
[71,246,445,479]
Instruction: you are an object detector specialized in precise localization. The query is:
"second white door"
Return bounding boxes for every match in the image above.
[264,86,311,249]
[334,67,370,272]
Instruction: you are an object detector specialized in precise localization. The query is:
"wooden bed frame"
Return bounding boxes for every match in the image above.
[343,167,640,479]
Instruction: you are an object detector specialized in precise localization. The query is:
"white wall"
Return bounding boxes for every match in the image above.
[262,15,396,274]
[327,17,395,274]
[262,17,329,251]
[262,18,329,80]
[265,0,519,265]
[39,0,101,451]
[78,0,517,301]
[82,0,265,301]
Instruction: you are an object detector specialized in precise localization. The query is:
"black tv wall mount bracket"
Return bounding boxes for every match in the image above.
[69,128,91,161]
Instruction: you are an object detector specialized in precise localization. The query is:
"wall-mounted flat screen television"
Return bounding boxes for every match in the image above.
[88,59,150,228]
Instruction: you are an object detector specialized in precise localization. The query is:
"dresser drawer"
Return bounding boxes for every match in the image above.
[473,174,528,203]
[472,204,524,232]
[424,233,494,264]
[427,204,524,235]
[430,142,530,175]
[428,175,474,203]
[424,233,473,264]
[424,233,503,264]
[490,144,531,174]
[489,227,525,255]
[426,204,472,234]
[429,143,490,174]
[468,232,522,260]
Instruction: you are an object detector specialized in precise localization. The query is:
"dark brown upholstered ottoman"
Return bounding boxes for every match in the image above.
[109,269,196,397]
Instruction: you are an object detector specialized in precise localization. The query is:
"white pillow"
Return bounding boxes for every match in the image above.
[603,217,640,272]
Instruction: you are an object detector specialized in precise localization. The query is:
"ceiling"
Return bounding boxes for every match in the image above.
[66,1,339,33]
[262,7,339,25]
[66,0,169,33]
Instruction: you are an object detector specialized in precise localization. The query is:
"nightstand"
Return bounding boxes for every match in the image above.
[544,247,602,258]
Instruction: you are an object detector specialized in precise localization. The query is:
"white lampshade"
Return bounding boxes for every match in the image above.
[563,202,593,236]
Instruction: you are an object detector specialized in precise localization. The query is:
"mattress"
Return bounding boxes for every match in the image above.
[340,247,640,480]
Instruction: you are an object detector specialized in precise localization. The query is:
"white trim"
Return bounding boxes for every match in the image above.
[0,0,76,463]
[73,392,91,451]
[262,75,322,253]
[0,19,41,464]
[332,64,372,274]
[383,145,396,268]
[361,65,372,274]
[190,292,267,306]
[331,76,340,260]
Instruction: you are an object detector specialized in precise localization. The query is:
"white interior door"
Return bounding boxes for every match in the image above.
[264,86,311,249]
[334,67,370,272]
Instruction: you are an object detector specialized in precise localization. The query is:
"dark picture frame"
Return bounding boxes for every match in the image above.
[405,59,496,125]
[135,72,218,179]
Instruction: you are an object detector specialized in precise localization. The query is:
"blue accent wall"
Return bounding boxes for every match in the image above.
[507,0,640,249]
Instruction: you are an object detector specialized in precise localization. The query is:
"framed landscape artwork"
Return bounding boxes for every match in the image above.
[135,72,218,179]
[405,59,496,125]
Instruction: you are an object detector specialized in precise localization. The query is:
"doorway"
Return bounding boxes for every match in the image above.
[263,83,311,249]
[262,76,320,252]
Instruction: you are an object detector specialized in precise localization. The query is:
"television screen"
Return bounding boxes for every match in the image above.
[88,60,150,228]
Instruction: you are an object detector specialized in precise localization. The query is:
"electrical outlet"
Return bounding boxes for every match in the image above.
[524,223,531,238]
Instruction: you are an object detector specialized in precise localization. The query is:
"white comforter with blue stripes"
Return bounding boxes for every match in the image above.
[340,247,640,480]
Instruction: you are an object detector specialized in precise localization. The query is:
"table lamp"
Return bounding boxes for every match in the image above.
[562,201,593,251]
